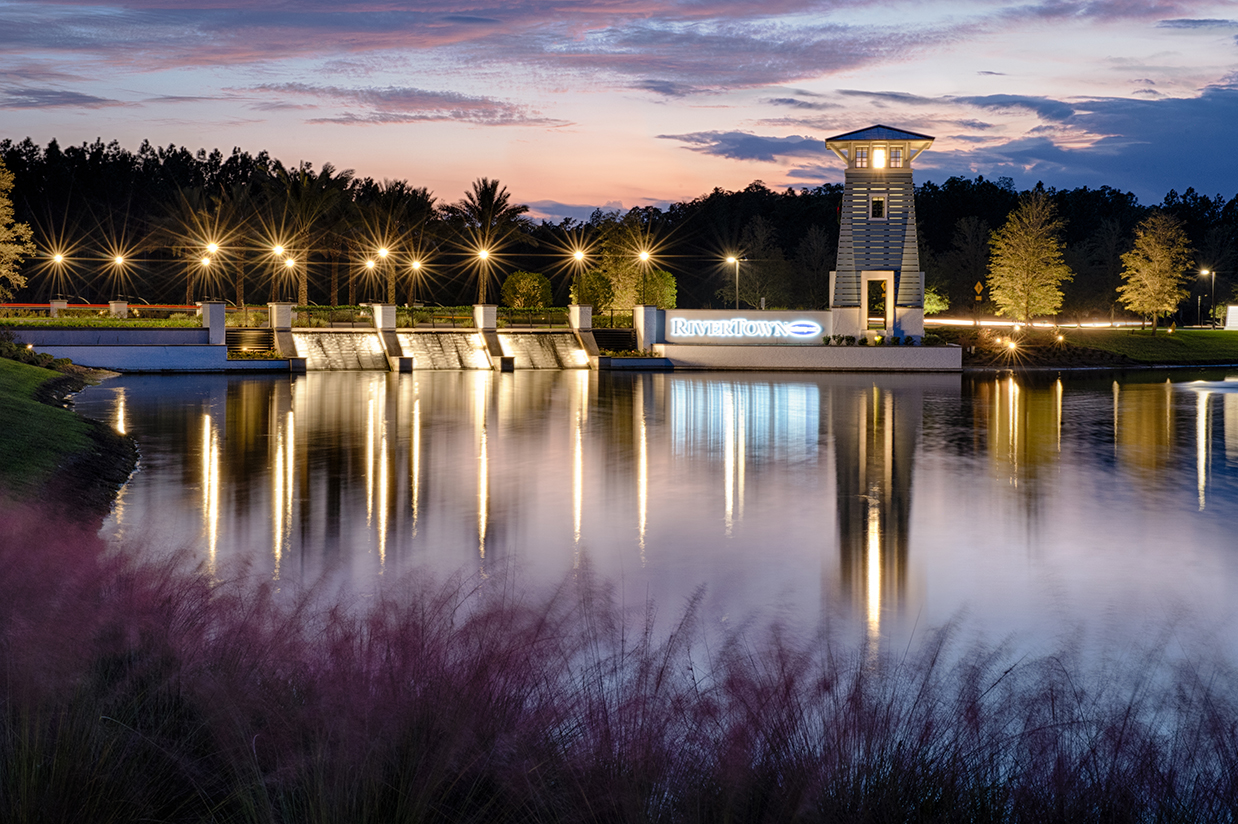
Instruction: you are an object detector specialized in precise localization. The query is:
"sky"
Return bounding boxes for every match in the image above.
[2,0,1238,221]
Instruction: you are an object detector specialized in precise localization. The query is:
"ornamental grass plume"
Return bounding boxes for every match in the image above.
[4,499,1238,822]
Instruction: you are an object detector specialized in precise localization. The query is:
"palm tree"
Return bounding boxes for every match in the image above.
[441,178,532,303]
[268,162,354,305]
[354,178,437,304]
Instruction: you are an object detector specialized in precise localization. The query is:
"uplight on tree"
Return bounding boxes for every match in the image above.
[1118,212,1194,335]
[987,191,1073,323]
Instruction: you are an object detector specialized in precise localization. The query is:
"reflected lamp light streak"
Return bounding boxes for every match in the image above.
[411,393,421,534]
[637,383,648,562]
[202,414,219,578]
[724,391,734,537]
[866,497,882,645]
[1198,390,1210,511]
[573,409,583,547]
[114,388,126,436]
[476,375,490,560]
[366,396,376,524]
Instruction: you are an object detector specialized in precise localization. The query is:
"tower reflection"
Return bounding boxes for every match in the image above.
[831,377,937,642]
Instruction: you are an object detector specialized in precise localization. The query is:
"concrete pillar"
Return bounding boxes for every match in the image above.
[633,305,663,351]
[268,302,293,330]
[568,304,592,330]
[366,303,396,330]
[49,299,67,318]
[199,301,226,345]
[108,300,129,319]
[473,304,497,330]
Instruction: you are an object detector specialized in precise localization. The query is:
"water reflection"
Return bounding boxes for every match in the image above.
[74,369,1238,649]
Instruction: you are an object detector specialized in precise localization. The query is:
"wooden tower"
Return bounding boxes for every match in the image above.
[826,125,934,338]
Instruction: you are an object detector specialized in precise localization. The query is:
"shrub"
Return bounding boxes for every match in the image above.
[500,270,552,308]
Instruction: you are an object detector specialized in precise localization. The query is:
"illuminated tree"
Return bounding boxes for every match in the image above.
[1117,212,1194,334]
[0,158,35,301]
[987,192,1073,322]
[924,284,949,315]
[500,270,552,308]
[570,268,614,315]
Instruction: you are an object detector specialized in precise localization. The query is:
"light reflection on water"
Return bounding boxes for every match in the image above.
[73,370,1238,652]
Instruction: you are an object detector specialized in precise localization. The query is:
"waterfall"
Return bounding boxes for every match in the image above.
[292,331,388,370]
[397,332,491,370]
[498,333,589,369]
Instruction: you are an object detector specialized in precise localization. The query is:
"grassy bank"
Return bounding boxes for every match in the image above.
[0,357,91,497]
[2,509,1238,823]
[1061,328,1238,364]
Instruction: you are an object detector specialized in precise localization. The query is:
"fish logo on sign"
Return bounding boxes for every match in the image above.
[786,321,822,338]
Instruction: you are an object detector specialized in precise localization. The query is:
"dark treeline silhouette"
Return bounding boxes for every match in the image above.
[4,137,1237,319]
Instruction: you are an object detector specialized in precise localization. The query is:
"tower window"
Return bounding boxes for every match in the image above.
[855,148,869,168]
[890,148,903,168]
[870,196,886,220]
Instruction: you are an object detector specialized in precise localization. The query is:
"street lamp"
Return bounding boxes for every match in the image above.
[637,250,650,304]
[726,256,745,311]
[409,259,423,306]
[1202,269,1217,328]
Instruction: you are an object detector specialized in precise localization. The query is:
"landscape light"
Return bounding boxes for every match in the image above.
[114,256,124,266]
[411,260,422,270]
[478,249,490,261]
[365,259,376,269]
[573,250,585,262]
[284,258,295,268]
[201,256,211,266]
[638,251,650,262]
[273,245,284,256]
[206,242,219,254]
[1008,341,1017,350]
[52,253,64,264]
[378,248,389,258]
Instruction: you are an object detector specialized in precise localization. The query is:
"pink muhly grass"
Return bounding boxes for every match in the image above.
[4,499,1238,822]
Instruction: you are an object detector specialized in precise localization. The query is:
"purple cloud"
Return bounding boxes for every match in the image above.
[246,83,567,126]
[659,131,828,161]
[0,87,127,108]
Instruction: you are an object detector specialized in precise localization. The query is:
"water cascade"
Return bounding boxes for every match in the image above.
[292,331,388,370]
[498,333,589,369]
[397,331,491,370]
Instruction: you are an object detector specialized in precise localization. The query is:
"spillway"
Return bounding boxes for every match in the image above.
[498,332,589,369]
[292,331,388,370]
[397,331,491,370]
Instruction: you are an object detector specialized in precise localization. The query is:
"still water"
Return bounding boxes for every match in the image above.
[75,370,1238,651]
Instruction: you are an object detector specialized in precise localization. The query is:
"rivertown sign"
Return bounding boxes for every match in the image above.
[665,310,828,344]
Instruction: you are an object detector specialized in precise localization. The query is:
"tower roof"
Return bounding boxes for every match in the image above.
[826,125,934,142]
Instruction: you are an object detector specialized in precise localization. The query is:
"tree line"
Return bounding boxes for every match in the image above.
[1,136,1236,322]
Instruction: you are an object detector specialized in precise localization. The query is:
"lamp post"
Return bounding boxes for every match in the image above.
[410,259,422,307]
[571,249,586,302]
[638,250,650,305]
[726,256,745,311]
[477,248,491,304]
[1202,269,1217,328]
[283,257,296,302]
[378,247,393,304]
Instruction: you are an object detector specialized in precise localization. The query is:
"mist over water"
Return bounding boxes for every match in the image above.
[74,369,1238,655]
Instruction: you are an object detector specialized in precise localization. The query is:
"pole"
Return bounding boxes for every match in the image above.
[1211,270,1216,328]
[734,259,740,311]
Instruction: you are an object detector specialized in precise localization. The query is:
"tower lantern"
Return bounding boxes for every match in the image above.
[825,125,933,338]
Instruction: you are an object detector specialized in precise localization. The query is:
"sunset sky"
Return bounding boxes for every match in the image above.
[2,0,1237,220]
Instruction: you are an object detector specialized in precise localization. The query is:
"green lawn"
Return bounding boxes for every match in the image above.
[0,358,90,498]
[1061,328,1238,364]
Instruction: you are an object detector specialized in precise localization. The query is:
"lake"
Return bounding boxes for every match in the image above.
[74,369,1238,654]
